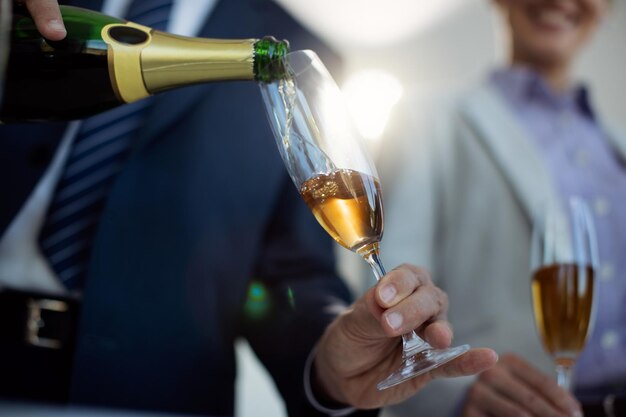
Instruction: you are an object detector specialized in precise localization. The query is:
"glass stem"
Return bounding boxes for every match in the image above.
[363,247,429,359]
[556,364,573,391]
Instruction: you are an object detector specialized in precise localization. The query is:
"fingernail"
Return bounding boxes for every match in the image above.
[569,399,583,417]
[385,312,403,330]
[379,284,397,304]
[48,19,66,33]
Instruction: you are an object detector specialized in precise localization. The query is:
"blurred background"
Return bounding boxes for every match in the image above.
[284,0,626,148]
[239,0,626,415]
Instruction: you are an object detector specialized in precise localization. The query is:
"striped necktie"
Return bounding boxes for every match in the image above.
[39,0,174,290]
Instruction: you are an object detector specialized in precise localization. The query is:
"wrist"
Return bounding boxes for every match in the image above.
[304,345,355,416]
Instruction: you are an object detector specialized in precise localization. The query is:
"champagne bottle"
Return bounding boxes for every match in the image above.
[0,5,289,122]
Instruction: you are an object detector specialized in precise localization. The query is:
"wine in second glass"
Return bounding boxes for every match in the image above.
[531,263,594,380]
[260,50,469,391]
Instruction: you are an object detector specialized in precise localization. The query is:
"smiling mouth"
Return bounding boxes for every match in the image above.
[532,8,577,31]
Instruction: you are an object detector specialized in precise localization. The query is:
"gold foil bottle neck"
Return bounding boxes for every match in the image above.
[102,23,257,102]
[140,31,256,93]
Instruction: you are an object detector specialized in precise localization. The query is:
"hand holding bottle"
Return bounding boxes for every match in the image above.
[312,264,498,409]
[18,0,66,40]
[1,5,289,122]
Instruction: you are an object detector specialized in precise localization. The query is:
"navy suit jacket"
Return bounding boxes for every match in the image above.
[0,0,378,415]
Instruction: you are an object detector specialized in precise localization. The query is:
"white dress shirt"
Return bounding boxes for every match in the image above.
[0,0,218,295]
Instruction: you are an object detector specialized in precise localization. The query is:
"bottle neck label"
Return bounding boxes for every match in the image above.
[101,22,152,103]
[103,22,258,100]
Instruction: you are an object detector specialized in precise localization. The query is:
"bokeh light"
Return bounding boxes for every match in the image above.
[243,281,270,319]
[342,70,403,143]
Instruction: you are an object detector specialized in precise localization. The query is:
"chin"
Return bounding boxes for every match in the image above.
[517,39,576,69]
[536,53,571,70]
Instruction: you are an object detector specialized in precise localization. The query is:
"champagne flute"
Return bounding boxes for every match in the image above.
[530,197,599,390]
[259,50,469,390]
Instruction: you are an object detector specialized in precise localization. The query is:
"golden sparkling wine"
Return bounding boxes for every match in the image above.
[531,263,594,366]
[300,169,383,254]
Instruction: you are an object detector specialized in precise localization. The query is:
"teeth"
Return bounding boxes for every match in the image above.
[536,10,573,28]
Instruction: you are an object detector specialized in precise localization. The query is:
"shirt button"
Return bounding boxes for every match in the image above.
[601,331,619,350]
[600,263,614,281]
[594,197,611,217]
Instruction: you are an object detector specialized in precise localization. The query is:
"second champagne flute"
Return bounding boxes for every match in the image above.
[530,197,599,390]
[259,50,469,390]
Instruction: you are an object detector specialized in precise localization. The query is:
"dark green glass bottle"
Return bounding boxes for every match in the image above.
[0,5,289,123]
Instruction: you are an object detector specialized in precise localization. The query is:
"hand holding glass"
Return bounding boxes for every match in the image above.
[259,50,469,390]
[530,197,598,390]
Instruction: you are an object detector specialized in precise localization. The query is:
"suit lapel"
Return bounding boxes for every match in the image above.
[458,82,561,222]
[603,122,626,163]
[0,123,67,235]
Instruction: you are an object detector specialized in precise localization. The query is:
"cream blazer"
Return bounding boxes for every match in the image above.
[377,81,626,417]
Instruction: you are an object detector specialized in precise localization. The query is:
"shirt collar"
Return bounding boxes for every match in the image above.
[489,65,596,120]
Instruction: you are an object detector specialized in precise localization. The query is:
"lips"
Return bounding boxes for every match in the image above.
[538,9,574,27]
[529,6,578,32]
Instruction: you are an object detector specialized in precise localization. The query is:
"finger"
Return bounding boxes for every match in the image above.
[470,380,532,417]
[380,282,448,336]
[421,319,453,348]
[359,289,394,338]
[25,0,66,40]
[462,405,489,417]
[430,348,498,379]
[481,364,569,417]
[375,264,432,308]
[502,354,582,416]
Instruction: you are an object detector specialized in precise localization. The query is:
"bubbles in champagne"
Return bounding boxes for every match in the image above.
[300,169,383,253]
[307,178,338,200]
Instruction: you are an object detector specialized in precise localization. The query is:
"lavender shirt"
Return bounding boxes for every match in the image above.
[490,67,626,395]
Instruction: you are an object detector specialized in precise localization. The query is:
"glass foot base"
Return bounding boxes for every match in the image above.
[377,344,471,390]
